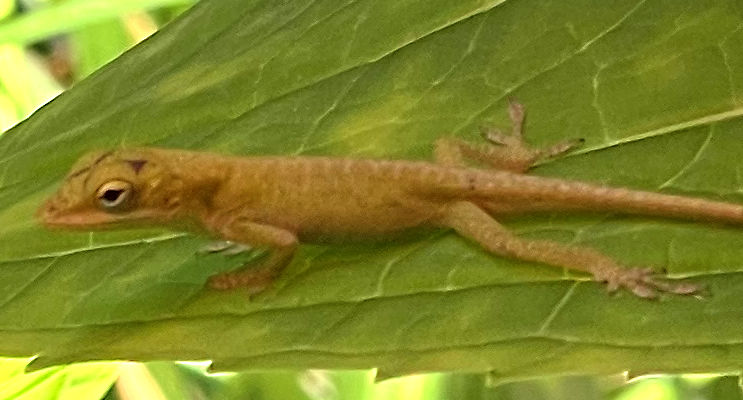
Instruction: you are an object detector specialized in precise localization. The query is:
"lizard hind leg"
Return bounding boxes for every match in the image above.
[439,201,701,298]
[435,100,583,172]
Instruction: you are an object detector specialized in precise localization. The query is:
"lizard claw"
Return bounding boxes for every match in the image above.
[199,240,252,255]
[480,127,521,148]
[593,266,703,299]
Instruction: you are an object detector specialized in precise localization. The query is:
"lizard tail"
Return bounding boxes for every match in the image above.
[460,170,743,224]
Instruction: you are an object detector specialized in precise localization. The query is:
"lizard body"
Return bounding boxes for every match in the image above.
[39,102,743,298]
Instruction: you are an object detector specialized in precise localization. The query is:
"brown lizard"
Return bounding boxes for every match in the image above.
[38,102,743,298]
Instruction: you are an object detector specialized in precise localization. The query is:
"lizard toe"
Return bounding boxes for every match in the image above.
[600,266,703,298]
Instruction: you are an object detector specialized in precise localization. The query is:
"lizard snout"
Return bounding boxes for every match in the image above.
[36,198,68,226]
[37,199,58,222]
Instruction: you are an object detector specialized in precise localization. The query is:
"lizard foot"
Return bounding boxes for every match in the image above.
[433,100,582,172]
[473,99,583,172]
[207,267,275,295]
[593,266,702,299]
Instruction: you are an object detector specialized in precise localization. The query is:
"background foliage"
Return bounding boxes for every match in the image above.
[2,0,743,398]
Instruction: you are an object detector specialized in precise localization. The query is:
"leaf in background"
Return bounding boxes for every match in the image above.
[69,9,176,80]
[1,0,743,381]
[0,0,12,19]
[0,0,195,46]
[70,18,137,80]
[0,1,61,132]
[0,358,118,400]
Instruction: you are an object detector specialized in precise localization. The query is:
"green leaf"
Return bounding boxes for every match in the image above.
[2,0,743,381]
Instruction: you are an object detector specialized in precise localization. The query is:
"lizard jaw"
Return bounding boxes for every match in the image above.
[37,200,164,229]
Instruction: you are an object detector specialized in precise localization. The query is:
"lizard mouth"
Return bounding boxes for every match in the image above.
[38,203,122,228]
[37,199,154,228]
[40,211,122,228]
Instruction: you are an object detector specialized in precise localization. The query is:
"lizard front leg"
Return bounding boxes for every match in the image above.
[435,100,582,172]
[439,201,700,298]
[204,215,298,294]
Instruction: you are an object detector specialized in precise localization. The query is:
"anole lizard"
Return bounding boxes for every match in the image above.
[38,102,743,298]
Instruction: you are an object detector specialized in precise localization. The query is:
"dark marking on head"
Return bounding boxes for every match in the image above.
[92,151,115,166]
[83,151,116,187]
[68,167,90,179]
[125,159,147,174]
[67,151,115,181]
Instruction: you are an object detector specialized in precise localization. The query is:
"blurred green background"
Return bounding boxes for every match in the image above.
[0,0,742,399]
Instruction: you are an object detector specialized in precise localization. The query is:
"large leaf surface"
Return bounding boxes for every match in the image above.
[2,0,743,380]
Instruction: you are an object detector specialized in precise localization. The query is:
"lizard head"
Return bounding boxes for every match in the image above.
[38,148,193,229]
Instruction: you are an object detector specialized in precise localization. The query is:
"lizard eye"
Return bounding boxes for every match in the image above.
[96,180,133,210]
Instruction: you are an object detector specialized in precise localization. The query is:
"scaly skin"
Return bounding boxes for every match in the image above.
[38,102,743,298]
